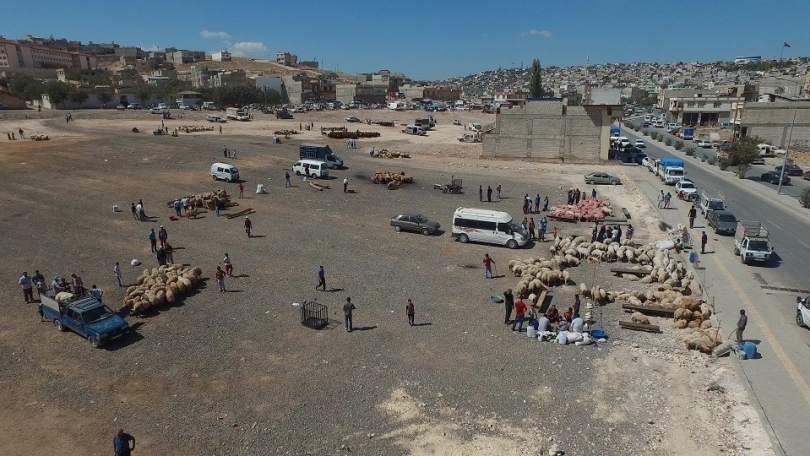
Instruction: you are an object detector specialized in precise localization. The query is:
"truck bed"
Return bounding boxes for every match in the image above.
[736,220,769,240]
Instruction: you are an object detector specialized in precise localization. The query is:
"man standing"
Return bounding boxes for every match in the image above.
[113,428,135,456]
[136,202,145,221]
[701,231,708,254]
[173,199,182,217]
[181,196,190,214]
[534,194,541,213]
[503,288,514,324]
[343,177,349,193]
[543,196,549,212]
[487,185,492,202]
[573,294,581,318]
[405,299,415,326]
[223,253,233,277]
[244,216,252,238]
[688,206,697,229]
[479,185,483,202]
[156,247,167,266]
[512,298,527,331]
[215,266,226,292]
[316,266,326,291]
[285,171,291,188]
[627,224,635,240]
[223,145,228,158]
[496,184,502,199]
[539,217,548,242]
[90,285,103,302]
[343,297,356,332]
[238,183,244,199]
[19,272,34,303]
[149,229,157,252]
[113,262,123,287]
[131,203,138,220]
[657,190,665,209]
[736,309,747,344]
[158,226,168,248]
[483,253,495,279]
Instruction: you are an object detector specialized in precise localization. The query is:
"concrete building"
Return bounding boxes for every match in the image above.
[740,101,810,151]
[250,76,285,95]
[165,49,206,64]
[335,83,387,105]
[175,90,203,108]
[667,93,742,126]
[400,84,462,101]
[146,69,178,87]
[212,51,232,62]
[0,39,96,70]
[299,60,319,70]
[494,89,531,107]
[114,47,144,60]
[276,51,298,66]
[282,75,320,103]
[482,98,622,162]
[209,70,247,87]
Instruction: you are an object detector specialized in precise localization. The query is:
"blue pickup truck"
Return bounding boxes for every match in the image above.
[39,294,129,348]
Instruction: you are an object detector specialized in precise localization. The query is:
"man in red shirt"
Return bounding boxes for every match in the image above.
[244,216,252,238]
[512,298,527,331]
[483,254,495,279]
[215,266,226,292]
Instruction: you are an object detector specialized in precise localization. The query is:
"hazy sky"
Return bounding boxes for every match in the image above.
[1,0,804,80]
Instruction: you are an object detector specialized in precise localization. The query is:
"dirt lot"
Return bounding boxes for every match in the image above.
[0,108,774,455]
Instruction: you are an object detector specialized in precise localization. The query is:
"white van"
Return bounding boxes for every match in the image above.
[402,125,426,135]
[451,207,528,249]
[210,163,240,182]
[292,159,330,178]
[206,114,226,123]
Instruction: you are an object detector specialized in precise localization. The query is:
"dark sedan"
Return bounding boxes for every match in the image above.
[761,171,791,185]
[390,213,441,235]
[775,164,803,176]
[707,210,737,235]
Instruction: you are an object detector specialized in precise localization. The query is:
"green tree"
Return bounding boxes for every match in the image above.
[726,136,760,178]
[263,88,282,106]
[45,81,73,108]
[137,87,151,107]
[96,90,113,107]
[529,59,543,97]
[23,82,44,102]
[10,74,36,98]
[70,90,89,108]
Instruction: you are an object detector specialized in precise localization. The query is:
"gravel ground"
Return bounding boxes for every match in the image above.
[0,110,773,455]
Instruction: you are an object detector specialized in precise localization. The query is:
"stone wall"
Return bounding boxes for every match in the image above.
[742,102,810,151]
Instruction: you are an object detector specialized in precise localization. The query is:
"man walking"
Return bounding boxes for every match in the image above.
[487,185,492,202]
[173,199,182,217]
[503,288,514,324]
[316,266,326,291]
[664,192,672,209]
[158,226,168,248]
[238,183,244,199]
[113,262,123,287]
[113,428,135,456]
[496,184,502,199]
[343,177,349,193]
[244,216,252,238]
[285,171,291,188]
[343,297,356,332]
[131,203,138,220]
[479,185,483,202]
[136,202,145,221]
[149,229,157,252]
[19,272,34,303]
[688,206,697,229]
[657,190,665,209]
[483,253,495,279]
[223,253,233,277]
[701,231,708,254]
[215,266,226,292]
[182,196,190,214]
[736,309,747,344]
[406,299,415,326]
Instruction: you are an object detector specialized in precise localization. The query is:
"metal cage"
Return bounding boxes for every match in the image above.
[300,300,328,329]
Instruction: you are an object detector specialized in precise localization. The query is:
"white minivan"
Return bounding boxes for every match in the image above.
[451,207,528,249]
[210,163,240,182]
[292,159,330,178]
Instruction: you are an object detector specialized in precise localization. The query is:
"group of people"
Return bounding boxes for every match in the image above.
[130,199,148,221]
[222,145,237,159]
[522,193,550,214]
[503,289,585,335]
[567,188,596,205]
[591,222,634,243]
[478,185,498,202]
[6,128,25,140]
[657,190,673,209]
[18,270,106,303]
[521,216,549,241]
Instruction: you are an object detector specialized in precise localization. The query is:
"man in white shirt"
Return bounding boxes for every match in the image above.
[113,262,123,287]
[19,272,34,303]
[343,177,349,193]
[571,316,584,333]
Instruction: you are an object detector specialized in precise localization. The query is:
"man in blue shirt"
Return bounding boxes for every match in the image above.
[316,266,326,291]
[113,428,135,456]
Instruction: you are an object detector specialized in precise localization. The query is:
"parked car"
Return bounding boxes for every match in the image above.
[178,104,191,110]
[634,139,646,148]
[584,172,621,185]
[390,213,441,235]
[0,103,6,110]
[675,179,697,196]
[707,210,738,235]
[715,140,731,150]
[797,295,810,328]
[775,163,803,176]
[751,155,765,165]
[149,107,164,114]
[278,111,294,119]
[345,116,361,123]
[760,171,791,185]
[127,103,141,110]
[697,139,712,148]
[115,104,126,110]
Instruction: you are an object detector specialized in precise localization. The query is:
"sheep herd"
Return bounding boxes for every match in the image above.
[123,264,203,314]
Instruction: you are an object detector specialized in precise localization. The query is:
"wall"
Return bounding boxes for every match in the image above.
[0,92,28,109]
[741,102,810,151]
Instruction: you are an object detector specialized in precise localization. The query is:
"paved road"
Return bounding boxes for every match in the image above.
[621,122,810,454]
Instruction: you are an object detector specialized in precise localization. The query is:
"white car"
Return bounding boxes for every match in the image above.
[634,139,646,148]
[675,179,697,195]
[149,107,164,114]
[797,295,810,328]
[178,104,191,111]
[697,139,712,148]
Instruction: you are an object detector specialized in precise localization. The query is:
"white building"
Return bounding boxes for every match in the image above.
[212,51,231,62]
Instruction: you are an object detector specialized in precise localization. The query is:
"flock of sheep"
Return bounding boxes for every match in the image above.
[122,264,203,314]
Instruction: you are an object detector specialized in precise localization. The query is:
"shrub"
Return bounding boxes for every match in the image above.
[665,138,673,146]
[650,132,658,140]
[800,188,810,208]
[674,141,683,150]
[643,130,649,136]
[719,158,730,170]
[708,157,717,165]
[737,163,751,178]
[685,147,695,156]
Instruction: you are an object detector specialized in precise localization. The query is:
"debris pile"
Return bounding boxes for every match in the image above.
[548,198,612,222]
[124,264,203,314]
[273,129,298,135]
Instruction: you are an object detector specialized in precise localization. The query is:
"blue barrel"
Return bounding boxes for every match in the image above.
[740,341,757,359]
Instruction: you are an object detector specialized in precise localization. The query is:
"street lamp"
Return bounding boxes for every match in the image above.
[776,78,802,195]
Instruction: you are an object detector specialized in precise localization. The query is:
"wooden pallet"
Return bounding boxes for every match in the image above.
[621,303,675,318]
[547,215,578,223]
[308,181,330,191]
[622,207,631,219]
[619,321,661,333]
[610,267,651,277]
[226,208,254,219]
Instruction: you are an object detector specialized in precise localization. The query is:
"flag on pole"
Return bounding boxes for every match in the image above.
[784,42,791,48]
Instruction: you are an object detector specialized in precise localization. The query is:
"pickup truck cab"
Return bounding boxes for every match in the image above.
[39,294,129,347]
[797,295,810,328]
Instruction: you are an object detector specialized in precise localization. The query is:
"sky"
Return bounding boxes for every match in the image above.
[0,0,805,80]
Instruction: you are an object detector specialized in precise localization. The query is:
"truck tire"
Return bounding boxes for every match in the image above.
[88,337,100,348]
[740,255,747,265]
[54,320,64,332]
[506,239,518,249]
[733,247,739,255]
[458,233,469,244]
[797,310,806,328]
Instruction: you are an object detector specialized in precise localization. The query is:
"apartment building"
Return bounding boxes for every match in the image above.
[276,51,298,66]
[212,51,232,62]
[0,39,96,70]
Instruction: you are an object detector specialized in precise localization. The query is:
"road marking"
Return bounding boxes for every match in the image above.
[712,254,810,407]
[769,220,783,231]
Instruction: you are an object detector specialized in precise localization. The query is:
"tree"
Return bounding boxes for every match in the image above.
[96,90,113,108]
[137,88,151,107]
[44,81,73,108]
[70,90,89,108]
[9,74,36,98]
[726,136,761,178]
[23,82,44,102]
[528,59,543,97]
[263,88,282,106]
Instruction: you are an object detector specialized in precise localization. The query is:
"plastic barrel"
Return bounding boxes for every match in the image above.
[740,342,757,360]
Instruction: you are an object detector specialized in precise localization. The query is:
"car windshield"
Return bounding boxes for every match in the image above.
[680,183,695,189]
[82,306,113,323]
[414,215,428,224]
[669,170,684,177]
[717,214,737,222]
[509,220,521,235]
[708,201,724,210]
[748,240,770,251]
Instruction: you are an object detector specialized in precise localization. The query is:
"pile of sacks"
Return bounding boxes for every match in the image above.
[371,149,410,159]
[548,198,612,221]
[123,264,203,314]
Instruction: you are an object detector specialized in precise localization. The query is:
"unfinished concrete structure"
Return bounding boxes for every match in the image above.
[740,101,810,151]
[482,99,621,162]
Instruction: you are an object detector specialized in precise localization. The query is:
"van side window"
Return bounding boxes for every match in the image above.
[479,221,496,231]
[454,217,475,228]
[497,222,511,234]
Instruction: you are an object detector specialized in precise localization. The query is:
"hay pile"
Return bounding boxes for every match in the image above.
[371,149,410,159]
[548,199,612,221]
[123,264,203,314]
[372,171,413,184]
